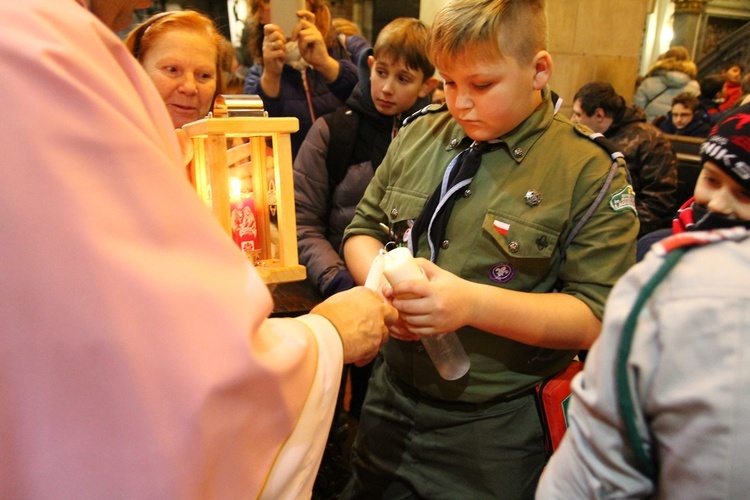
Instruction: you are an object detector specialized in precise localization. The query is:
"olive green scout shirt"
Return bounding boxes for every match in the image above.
[343,88,638,403]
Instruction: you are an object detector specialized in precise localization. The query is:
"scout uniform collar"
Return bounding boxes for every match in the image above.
[441,86,559,164]
[407,88,562,261]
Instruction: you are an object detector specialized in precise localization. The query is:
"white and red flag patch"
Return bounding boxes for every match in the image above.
[493,220,510,235]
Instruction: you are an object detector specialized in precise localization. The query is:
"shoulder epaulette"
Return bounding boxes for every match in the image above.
[573,123,625,162]
[402,102,449,127]
[559,125,632,261]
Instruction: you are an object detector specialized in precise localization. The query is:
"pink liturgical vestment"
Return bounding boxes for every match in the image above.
[0,1,343,497]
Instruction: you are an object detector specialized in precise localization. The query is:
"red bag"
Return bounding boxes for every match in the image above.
[535,360,584,456]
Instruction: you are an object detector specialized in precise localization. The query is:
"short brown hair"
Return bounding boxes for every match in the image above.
[671,92,700,112]
[374,18,435,80]
[427,0,547,69]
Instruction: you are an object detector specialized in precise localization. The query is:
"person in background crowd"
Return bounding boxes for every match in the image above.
[295,17,437,301]
[633,45,700,124]
[537,102,750,499]
[124,10,223,128]
[716,62,744,113]
[340,0,638,497]
[698,73,725,118]
[657,91,712,137]
[243,0,370,158]
[0,0,397,498]
[712,72,750,124]
[572,81,678,236]
[219,38,247,94]
[332,17,362,37]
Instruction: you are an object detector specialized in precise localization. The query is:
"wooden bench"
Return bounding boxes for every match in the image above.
[664,134,705,207]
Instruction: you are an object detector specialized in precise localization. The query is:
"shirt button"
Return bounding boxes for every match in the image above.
[449,138,459,149]
[509,241,520,253]
[463,188,472,198]
[390,208,399,219]
[416,343,425,353]
[441,239,450,249]
[513,147,524,158]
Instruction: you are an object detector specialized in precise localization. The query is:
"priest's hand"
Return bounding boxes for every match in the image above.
[311,287,397,366]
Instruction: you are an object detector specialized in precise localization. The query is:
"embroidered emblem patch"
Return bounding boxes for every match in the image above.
[489,263,515,284]
[609,185,637,213]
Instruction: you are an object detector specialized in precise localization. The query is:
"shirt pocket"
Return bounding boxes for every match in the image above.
[465,210,562,287]
[380,187,428,247]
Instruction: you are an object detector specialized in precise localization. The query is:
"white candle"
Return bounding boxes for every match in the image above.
[382,247,424,285]
[380,247,470,380]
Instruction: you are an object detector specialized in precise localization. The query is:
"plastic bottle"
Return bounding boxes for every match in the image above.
[380,247,470,380]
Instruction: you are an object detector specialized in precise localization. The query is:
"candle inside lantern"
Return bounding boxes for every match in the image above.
[230,177,261,263]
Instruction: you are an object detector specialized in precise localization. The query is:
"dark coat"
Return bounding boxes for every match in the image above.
[606,105,679,236]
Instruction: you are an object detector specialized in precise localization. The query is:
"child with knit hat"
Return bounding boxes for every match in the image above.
[673,100,750,231]
[538,100,750,498]
[636,101,750,260]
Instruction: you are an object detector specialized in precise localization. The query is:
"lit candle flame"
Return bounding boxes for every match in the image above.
[230,177,241,201]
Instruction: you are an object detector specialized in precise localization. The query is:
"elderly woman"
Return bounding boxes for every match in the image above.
[125,11,224,127]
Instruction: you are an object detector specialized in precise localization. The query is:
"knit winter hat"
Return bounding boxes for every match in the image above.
[701,101,750,189]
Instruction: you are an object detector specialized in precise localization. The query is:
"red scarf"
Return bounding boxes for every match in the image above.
[672,196,696,234]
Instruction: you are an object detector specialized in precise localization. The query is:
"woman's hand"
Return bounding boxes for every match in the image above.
[293,10,339,81]
[261,24,287,81]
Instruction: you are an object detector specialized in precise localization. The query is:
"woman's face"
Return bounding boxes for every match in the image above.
[141,28,217,128]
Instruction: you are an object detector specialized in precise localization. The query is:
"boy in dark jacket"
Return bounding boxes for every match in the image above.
[572,81,678,236]
[294,17,437,419]
[658,92,712,137]
[294,17,437,300]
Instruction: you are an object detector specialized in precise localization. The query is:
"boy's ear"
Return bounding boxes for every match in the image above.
[367,55,375,70]
[418,76,440,98]
[531,50,552,90]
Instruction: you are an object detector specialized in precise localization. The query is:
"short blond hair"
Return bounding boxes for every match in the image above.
[427,0,547,68]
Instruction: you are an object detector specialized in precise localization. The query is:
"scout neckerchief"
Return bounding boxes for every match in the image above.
[406,91,567,262]
[408,140,500,262]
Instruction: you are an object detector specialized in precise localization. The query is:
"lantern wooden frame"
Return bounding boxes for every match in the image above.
[183,116,305,284]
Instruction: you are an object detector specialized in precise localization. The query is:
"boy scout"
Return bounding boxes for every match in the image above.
[341,0,639,497]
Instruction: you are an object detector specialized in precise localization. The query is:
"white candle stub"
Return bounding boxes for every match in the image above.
[382,247,425,285]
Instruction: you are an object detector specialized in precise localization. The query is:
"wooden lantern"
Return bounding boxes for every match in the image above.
[182,107,304,285]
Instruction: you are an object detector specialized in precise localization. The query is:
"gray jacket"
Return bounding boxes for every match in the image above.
[537,228,750,498]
